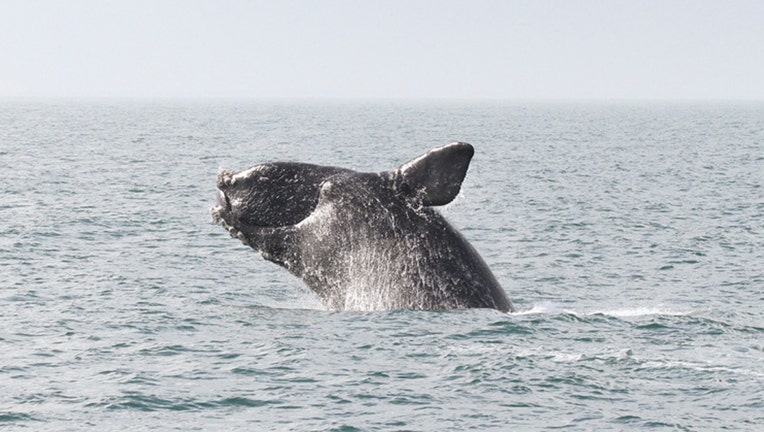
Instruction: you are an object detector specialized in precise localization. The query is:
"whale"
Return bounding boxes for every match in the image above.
[212,142,513,312]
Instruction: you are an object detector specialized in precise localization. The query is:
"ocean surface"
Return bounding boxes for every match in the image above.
[1,100,762,431]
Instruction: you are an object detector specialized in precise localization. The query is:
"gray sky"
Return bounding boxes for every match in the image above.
[1,0,762,100]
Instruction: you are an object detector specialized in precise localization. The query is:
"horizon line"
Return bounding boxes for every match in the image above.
[2,95,763,104]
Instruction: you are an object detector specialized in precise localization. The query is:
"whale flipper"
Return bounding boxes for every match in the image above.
[396,142,474,206]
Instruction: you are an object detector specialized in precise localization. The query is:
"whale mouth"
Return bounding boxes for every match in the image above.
[216,189,231,212]
[211,188,232,224]
[211,190,251,245]
[211,187,234,228]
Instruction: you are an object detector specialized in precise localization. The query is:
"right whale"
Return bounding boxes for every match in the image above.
[212,142,514,312]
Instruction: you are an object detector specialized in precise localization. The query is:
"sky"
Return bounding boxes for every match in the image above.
[1,0,762,100]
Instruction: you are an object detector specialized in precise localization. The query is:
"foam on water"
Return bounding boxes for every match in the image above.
[514,301,571,315]
[515,302,695,318]
[586,306,695,318]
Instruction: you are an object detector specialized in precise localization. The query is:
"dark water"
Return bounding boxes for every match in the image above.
[1,100,763,430]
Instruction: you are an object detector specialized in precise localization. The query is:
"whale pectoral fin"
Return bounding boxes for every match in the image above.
[396,142,475,206]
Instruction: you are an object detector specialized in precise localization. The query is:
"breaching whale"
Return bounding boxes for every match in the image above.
[212,142,513,312]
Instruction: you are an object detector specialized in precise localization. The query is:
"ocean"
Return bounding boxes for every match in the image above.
[1,100,762,430]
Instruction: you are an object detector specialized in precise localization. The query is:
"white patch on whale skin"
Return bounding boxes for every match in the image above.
[295,201,334,235]
[231,165,266,185]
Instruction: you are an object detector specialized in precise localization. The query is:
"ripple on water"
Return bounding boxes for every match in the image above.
[1,101,763,431]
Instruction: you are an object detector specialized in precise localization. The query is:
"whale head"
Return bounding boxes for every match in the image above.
[213,162,351,229]
[213,142,474,232]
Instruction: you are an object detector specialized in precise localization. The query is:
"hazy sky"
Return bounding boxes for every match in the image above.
[1,0,762,100]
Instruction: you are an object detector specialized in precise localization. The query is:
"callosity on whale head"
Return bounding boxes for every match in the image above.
[212,142,514,312]
[215,162,351,228]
